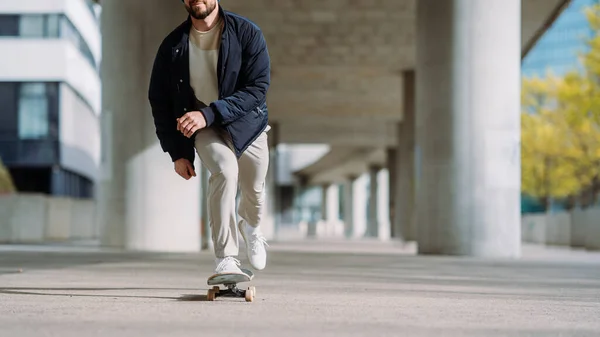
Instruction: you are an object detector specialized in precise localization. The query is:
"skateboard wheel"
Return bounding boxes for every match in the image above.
[212,286,220,293]
[207,289,216,301]
[245,286,255,302]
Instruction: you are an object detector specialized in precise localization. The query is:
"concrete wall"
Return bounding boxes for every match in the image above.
[545,212,571,246]
[0,193,97,244]
[570,208,589,248]
[522,208,600,251]
[521,213,546,244]
[582,209,600,250]
[0,194,46,243]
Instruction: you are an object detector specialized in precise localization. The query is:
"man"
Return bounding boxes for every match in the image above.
[148,0,271,275]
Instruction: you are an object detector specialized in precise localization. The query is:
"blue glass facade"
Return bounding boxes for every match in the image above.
[522,0,597,78]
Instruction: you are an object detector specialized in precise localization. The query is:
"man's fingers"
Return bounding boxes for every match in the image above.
[184,127,193,138]
[178,114,191,124]
[177,114,205,139]
[183,121,195,134]
[181,170,191,180]
[175,161,195,180]
[178,116,190,126]
[186,162,197,177]
[185,125,200,138]
[177,114,206,138]
[179,120,195,134]
[175,166,191,180]
[175,160,196,180]
[177,116,190,133]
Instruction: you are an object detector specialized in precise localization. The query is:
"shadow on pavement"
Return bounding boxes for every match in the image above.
[177,294,209,301]
[0,287,211,302]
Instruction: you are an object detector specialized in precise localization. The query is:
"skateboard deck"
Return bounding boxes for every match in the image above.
[206,269,256,302]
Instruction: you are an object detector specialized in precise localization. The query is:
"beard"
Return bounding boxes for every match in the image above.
[185,0,217,20]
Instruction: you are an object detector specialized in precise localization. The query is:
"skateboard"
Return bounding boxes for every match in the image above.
[206,268,256,302]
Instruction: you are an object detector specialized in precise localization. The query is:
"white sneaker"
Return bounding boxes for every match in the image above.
[238,220,268,270]
[214,256,243,275]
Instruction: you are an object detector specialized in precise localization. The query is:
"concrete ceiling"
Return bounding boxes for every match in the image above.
[286,0,571,184]
[218,0,571,147]
[94,0,570,147]
[94,0,571,184]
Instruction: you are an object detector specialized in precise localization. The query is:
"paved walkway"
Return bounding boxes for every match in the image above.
[1,241,599,337]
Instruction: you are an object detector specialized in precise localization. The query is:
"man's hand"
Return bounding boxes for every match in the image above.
[174,158,196,180]
[177,111,207,138]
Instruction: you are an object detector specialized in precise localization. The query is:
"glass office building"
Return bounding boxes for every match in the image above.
[522,0,597,78]
[0,1,101,198]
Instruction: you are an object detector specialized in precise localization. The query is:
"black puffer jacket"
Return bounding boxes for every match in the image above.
[148,5,270,168]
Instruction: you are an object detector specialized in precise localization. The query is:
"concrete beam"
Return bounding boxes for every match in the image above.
[276,117,398,147]
[295,147,387,186]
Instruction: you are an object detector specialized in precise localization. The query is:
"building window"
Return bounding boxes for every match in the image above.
[19,15,45,37]
[0,14,96,70]
[47,15,60,37]
[60,16,95,68]
[18,14,60,38]
[18,83,49,139]
[50,167,94,198]
[0,15,19,36]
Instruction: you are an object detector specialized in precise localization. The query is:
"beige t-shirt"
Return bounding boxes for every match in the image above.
[189,17,223,110]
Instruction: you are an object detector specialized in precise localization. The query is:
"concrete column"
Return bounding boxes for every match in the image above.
[343,178,353,238]
[367,166,390,240]
[386,148,397,238]
[98,1,200,252]
[343,175,367,239]
[395,71,416,242]
[292,176,304,226]
[321,183,340,237]
[263,123,279,240]
[367,167,378,238]
[322,183,340,224]
[416,0,521,257]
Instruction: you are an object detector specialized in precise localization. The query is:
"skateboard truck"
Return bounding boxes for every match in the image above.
[206,269,255,302]
[207,284,256,302]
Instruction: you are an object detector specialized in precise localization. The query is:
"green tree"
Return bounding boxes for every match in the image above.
[521,75,582,211]
[552,71,600,207]
[544,3,600,207]
[520,3,600,209]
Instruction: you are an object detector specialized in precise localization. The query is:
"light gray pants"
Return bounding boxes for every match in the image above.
[194,127,270,258]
